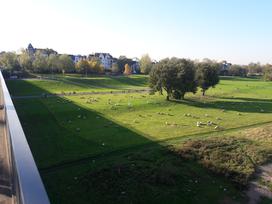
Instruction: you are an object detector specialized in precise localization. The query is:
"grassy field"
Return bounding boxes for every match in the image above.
[7,75,272,203]
[6,74,148,96]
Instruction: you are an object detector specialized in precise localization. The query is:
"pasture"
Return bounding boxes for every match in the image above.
[7,75,272,203]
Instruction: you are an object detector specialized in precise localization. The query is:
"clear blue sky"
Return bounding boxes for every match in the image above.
[1,0,272,64]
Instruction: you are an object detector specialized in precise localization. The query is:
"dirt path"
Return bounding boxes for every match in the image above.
[246,163,272,204]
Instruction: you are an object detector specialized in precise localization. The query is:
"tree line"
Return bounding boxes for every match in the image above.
[0,50,271,81]
[0,51,155,76]
[0,50,105,76]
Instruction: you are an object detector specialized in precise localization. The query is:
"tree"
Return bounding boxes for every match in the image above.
[32,51,49,73]
[123,63,132,75]
[263,64,272,81]
[247,62,263,75]
[140,54,153,74]
[48,54,60,74]
[228,64,248,77]
[76,60,91,76]
[117,56,132,73]
[58,54,75,74]
[150,58,197,100]
[89,59,104,74]
[0,52,21,72]
[18,49,32,71]
[196,62,220,96]
[111,63,120,73]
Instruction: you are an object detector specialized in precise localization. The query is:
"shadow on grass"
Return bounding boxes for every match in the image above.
[8,79,247,204]
[220,76,261,81]
[171,96,272,114]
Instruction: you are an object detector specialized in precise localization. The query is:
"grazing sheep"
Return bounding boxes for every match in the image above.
[133,119,139,123]
[214,126,223,130]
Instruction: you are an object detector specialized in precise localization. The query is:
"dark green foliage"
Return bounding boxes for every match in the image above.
[149,58,197,100]
[196,62,220,96]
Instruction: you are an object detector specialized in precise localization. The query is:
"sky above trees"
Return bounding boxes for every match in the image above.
[1,0,272,64]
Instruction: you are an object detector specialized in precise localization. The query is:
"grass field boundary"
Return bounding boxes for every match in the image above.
[40,120,272,175]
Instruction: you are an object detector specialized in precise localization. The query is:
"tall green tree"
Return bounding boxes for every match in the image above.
[150,58,197,100]
[32,51,49,73]
[76,59,91,76]
[58,54,75,74]
[48,54,60,74]
[18,49,32,71]
[0,52,21,72]
[196,62,220,96]
[140,54,153,74]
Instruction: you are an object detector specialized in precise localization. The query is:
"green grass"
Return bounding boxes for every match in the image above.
[6,74,149,96]
[7,76,272,203]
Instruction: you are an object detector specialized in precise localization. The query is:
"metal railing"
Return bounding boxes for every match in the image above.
[0,71,50,204]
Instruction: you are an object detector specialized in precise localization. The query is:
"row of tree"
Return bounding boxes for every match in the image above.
[150,58,220,100]
[0,51,154,76]
[0,50,106,76]
[221,62,272,79]
[0,50,271,80]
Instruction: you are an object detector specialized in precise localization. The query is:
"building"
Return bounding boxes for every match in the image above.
[130,58,140,74]
[92,53,114,70]
[26,43,58,57]
[69,55,87,63]
[220,61,232,75]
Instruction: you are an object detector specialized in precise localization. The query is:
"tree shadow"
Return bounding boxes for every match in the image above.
[220,76,260,81]
[171,96,272,114]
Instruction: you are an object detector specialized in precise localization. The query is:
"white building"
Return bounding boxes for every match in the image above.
[93,53,114,70]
